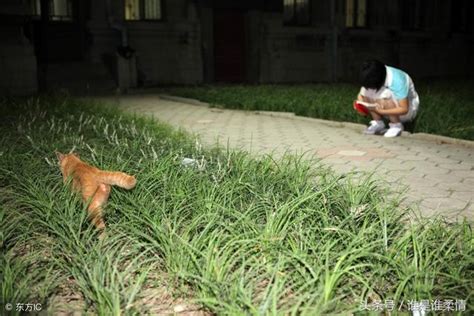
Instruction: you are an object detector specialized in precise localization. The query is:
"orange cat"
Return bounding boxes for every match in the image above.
[56,151,136,232]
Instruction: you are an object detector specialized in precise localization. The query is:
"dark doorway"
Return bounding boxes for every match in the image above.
[214,9,246,83]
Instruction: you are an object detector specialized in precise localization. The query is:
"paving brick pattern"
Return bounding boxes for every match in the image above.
[97,95,473,221]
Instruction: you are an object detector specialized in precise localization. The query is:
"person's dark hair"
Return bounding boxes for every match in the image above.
[360,59,386,90]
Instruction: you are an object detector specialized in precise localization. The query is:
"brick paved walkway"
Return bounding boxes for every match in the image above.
[96,94,473,221]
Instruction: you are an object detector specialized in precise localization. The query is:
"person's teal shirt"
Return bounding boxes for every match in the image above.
[385,66,410,100]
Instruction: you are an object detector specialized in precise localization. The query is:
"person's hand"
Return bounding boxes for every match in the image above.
[353,100,369,116]
[375,103,385,114]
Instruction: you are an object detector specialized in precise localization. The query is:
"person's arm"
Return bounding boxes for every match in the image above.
[375,98,409,115]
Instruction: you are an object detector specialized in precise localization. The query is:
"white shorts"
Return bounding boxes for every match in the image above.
[399,77,419,122]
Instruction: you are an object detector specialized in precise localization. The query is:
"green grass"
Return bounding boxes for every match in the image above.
[163,80,474,140]
[1,95,473,315]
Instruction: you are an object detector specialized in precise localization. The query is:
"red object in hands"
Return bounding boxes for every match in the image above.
[353,101,370,116]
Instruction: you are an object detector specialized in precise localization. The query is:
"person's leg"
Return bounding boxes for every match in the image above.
[388,115,401,123]
[374,98,404,137]
[360,96,386,135]
[374,98,401,123]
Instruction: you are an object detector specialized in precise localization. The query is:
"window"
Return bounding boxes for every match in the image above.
[125,0,162,21]
[283,0,310,26]
[345,0,367,28]
[29,0,73,21]
[50,0,73,21]
[29,0,41,17]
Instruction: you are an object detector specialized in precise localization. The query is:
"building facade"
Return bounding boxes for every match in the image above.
[0,0,473,94]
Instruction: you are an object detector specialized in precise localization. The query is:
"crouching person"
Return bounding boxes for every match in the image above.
[356,59,420,137]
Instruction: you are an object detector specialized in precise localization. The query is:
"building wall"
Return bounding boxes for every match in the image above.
[70,0,474,86]
[336,0,473,82]
[252,1,333,83]
[470,39,474,78]
[128,21,202,85]
[1,0,472,93]
[248,0,473,84]
[399,34,471,79]
[0,31,38,95]
[199,6,214,83]
[87,0,203,86]
[0,1,37,95]
[87,1,117,65]
[85,0,472,85]
[258,13,331,83]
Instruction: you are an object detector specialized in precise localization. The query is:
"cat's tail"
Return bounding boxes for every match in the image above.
[97,171,136,189]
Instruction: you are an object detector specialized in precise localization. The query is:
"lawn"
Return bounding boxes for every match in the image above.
[1,95,473,315]
[162,80,474,141]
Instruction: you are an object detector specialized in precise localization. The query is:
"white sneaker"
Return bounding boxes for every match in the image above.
[384,122,403,137]
[364,120,386,135]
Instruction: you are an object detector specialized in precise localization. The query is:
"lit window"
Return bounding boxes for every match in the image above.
[29,0,41,17]
[283,0,310,26]
[125,0,162,21]
[125,0,140,20]
[144,0,161,19]
[346,0,367,28]
[50,0,73,21]
[28,0,73,21]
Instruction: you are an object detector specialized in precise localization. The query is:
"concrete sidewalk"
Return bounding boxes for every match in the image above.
[97,94,473,221]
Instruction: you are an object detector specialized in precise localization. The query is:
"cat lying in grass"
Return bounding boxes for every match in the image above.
[56,151,136,234]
